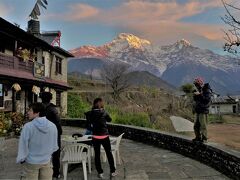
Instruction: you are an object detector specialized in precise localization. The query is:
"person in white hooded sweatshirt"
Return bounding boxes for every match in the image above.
[17,102,58,180]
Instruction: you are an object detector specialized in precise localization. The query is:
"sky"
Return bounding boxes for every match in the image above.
[0,0,238,54]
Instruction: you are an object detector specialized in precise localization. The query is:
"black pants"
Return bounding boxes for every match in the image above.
[92,137,115,174]
[52,137,61,177]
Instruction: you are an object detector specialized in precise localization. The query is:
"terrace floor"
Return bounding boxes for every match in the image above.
[0,126,229,180]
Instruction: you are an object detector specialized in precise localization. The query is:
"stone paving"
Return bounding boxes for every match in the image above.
[0,126,229,180]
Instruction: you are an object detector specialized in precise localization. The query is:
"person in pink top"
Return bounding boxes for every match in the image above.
[85,98,117,178]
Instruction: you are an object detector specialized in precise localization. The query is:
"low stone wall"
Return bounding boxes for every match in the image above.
[61,119,240,180]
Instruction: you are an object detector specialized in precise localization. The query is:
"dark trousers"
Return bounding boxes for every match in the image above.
[52,136,61,177]
[194,113,208,140]
[92,137,115,174]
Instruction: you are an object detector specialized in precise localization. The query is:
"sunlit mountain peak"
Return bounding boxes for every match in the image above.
[177,39,191,47]
[111,33,151,49]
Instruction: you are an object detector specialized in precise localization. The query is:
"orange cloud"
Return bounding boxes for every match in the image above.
[47,4,99,21]
[0,3,12,16]
[47,0,227,48]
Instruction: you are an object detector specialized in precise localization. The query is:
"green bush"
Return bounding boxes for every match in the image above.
[67,93,91,118]
[105,105,119,122]
[208,114,223,123]
[113,112,152,128]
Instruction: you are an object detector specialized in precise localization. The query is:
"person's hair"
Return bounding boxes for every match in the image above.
[92,98,103,109]
[40,91,52,103]
[29,102,45,117]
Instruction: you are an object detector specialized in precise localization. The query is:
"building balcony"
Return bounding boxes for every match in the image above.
[0,52,33,73]
[0,52,45,78]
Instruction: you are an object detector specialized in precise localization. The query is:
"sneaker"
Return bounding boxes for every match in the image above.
[111,171,118,177]
[53,174,61,179]
[192,137,201,142]
[98,173,104,179]
[202,136,208,143]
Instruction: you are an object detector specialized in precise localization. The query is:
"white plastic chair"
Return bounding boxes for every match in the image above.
[0,137,6,171]
[101,133,125,168]
[61,136,92,173]
[61,143,91,180]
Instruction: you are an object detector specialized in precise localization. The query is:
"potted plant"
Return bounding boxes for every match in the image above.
[16,47,36,62]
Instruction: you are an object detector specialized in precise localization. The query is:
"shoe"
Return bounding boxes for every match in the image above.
[192,137,201,142]
[98,173,104,179]
[202,136,208,143]
[111,171,118,177]
[53,174,61,179]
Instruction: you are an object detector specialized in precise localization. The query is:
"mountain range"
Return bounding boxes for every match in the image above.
[69,33,240,94]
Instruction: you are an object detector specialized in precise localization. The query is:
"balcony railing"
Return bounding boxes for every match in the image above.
[0,52,34,74]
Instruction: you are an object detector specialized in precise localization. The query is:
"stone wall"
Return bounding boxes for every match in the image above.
[61,119,240,180]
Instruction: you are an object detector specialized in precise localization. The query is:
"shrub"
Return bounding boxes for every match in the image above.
[9,112,25,135]
[67,93,91,118]
[0,111,25,136]
[113,112,152,128]
[105,105,119,122]
[208,114,223,123]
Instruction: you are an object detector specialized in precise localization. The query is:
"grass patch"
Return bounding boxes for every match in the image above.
[114,112,152,128]
[222,115,240,124]
[208,114,223,124]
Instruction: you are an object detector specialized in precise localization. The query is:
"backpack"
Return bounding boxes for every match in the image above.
[202,83,213,107]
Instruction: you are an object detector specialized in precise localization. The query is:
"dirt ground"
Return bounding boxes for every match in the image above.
[208,124,240,151]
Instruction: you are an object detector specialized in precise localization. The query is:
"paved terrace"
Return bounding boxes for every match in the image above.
[0,126,229,180]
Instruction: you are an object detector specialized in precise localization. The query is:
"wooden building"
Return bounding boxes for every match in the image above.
[0,17,73,116]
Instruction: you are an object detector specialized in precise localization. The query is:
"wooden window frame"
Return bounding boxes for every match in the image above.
[56,91,61,107]
[55,56,62,74]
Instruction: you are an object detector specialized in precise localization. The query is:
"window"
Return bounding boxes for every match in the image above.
[55,56,62,74]
[42,56,45,64]
[56,91,61,107]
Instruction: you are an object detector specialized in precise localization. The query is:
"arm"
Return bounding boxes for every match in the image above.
[52,125,59,152]
[85,113,93,130]
[16,125,29,163]
[105,112,112,122]
[47,107,62,135]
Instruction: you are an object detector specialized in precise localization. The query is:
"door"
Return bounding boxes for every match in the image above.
[233,105,236,113]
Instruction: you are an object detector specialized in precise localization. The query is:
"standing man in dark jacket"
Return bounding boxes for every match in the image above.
[85,98,117,179]
[192,77,212,143]
[40,91,62,178]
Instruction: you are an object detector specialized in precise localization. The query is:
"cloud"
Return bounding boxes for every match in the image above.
[95,0,225,44]
[47,4,99,21]
[103,0,222,22]
[0,3,12,16]
[47,0,227,49]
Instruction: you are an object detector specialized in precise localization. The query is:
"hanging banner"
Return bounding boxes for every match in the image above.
[0,84,2,96]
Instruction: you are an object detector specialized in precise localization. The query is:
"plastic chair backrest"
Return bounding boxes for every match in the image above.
[115,133,124,149]
[62,143,89,162]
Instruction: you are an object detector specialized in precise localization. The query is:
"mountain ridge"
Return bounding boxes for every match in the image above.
[69,33,240,94]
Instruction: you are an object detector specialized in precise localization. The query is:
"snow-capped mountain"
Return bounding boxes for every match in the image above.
[69,33,240,94]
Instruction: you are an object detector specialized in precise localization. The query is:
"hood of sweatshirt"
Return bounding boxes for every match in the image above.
[32,117,50,134]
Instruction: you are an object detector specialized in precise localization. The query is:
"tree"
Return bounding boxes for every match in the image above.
[181,83,194,94]
[101,62,130,100]
[221,0,240,54]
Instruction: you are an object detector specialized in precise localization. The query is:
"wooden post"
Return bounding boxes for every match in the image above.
[12,89,16,112]
[14,40,18,56]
